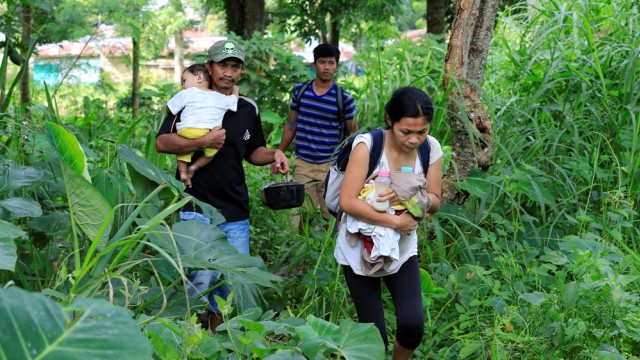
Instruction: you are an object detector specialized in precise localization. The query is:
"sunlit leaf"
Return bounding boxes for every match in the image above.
[44,121,90,182]
[59,160,112,248]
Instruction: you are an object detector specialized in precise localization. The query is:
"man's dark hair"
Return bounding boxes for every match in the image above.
[313,43,340,64]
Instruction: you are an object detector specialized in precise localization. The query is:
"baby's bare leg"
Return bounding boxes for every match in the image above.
[187,155,214,180]
[178,160,192,188]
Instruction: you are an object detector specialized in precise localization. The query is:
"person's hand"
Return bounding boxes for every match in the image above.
[201,126,226,149]
[270,149,289,175]
[393,212,419,236]
[375,188,400,206]
[269,162,279,175]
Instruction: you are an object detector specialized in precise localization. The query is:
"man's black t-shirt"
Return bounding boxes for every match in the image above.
[157,97,266,221]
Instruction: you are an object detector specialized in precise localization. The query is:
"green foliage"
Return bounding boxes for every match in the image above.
[2,0,640,358]
[418,0,640,357]
[271,0,405,45]
[143,307,383,359]
[228,32,311,146]
[349,32,447,131]
[0,286,153,359]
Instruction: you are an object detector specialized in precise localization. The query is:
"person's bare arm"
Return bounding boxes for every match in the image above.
[425,157,443,213]
[270,110,297,174]
[231,85,240,100]
[248,147,290,174]
[344,118,358,135]
[156,126,226,154]
[277,110,297,152]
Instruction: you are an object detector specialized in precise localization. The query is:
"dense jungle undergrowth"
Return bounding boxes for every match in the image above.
[1,0,639,359]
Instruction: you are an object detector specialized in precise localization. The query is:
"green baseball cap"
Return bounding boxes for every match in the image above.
[207,39,245,63]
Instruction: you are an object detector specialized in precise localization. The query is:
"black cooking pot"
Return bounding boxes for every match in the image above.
[261,173,305,210]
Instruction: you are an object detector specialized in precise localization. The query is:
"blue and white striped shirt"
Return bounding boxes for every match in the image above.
[290,81,356,163]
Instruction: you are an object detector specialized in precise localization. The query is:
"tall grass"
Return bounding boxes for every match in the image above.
[415,0,640,357]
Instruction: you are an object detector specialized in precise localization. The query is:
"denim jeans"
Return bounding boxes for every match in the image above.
[180,212,250,314]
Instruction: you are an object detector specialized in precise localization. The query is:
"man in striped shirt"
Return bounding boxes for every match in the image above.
[272,43,358,228]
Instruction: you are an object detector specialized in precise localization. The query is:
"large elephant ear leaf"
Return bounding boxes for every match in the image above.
[44,121,90,182]
[43,122,112,248]
[0,287,152,360]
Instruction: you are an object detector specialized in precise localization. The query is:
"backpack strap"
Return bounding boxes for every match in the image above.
[417,137,431,175]
[336,85,345,122]
[289,80,313,130]
[367,128,385,178]
[335,85,347,140]
[293,80,313,112]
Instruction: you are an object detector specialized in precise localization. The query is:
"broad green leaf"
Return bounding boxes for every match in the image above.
[335,320,385,360]
[0,197,42,219]
[459,341,483,358]
[148,221,281,312]
[118,145,183,197]
[142,316,221,358]
[0,236,18,272]
[0,219,26,271]
[519,291,547,306]
[297,316,384,360]
[44,121,90,182]
[59,160,112,248]
[152,221,280,287]
[0,161,43,194]
[562,281,579,307]
[455,177,490,199]
[0,287,152,359]
[91,167,128,207]
[148,220,232,268]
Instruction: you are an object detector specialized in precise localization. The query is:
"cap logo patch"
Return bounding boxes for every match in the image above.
[222,42,239,56]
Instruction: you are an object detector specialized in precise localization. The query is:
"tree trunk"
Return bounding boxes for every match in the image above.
[20,2,30,108]
[243,0,265,39]
[442,0,499,205]
[224,0,243,37]
[174,31,184,84]
[224,0,265,39]
[427,0,449,35]
[132,36,140,117]
[329,18,340,47]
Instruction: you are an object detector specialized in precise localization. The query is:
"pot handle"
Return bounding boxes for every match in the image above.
[285,172,291,182]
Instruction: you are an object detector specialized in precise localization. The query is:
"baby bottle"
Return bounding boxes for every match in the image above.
[373,165,391,212]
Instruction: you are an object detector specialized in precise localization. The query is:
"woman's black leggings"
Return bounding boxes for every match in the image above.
[342,256,425,349]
